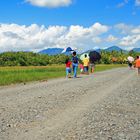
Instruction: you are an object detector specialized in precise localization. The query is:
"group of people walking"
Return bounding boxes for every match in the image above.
[66,52,140,78]
[65,51,95,78]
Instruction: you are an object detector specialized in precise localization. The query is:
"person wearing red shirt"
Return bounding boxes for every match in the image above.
[65,58,72,78]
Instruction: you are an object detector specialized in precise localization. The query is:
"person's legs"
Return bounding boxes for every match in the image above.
[66,68,69,78]
[138,67,140,75]
[73,64,78,78]
[68,68,71,78]
[84,66,87,72]
[87,66,89,72]
[84,66,89,74]
[72,65,75,75]
[72,64,75,77]
[91,66,94,73]
[66,68,72,78]
[74,66,78,77]
[90,64,94,73]
[86,66,89,75]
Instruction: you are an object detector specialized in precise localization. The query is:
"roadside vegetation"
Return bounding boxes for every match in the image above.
[0,50,139,85]
[0,64,126,86]
[0,50,139,66]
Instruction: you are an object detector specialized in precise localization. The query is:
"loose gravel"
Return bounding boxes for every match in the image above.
[0,68,139,140]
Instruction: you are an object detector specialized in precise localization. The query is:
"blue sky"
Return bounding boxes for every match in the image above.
[0,0,140,52]
[0,0,140,26]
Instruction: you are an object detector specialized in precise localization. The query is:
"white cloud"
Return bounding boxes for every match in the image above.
[119,35,140,46]
[92,37,102,43]
[114,23,134,34]
[25,0,72,8]
[106,35,118,42]
[131,27,140,34]
[135,0,140,6]
[1,22,140,52]
[116,0,140,8]
[117,0,129,8]
[0,23,109,52]
[114,23,140,35]
[65,23,108,42]
[114,23,140,47]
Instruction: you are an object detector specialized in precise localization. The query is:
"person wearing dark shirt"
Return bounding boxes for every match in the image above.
[72,51,78,78]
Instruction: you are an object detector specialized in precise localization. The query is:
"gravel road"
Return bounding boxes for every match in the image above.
[0,68,140,140]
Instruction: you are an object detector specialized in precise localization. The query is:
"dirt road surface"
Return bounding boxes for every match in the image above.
[0,68,140,140]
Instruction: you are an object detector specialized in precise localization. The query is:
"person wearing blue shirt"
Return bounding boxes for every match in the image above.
[72,51,78,78]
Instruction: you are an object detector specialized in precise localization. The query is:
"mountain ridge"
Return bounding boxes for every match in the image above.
[39,46,140,55]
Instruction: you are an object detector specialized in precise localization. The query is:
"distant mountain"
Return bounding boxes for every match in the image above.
[39,48,63,55]
[82,46,124,54]
[104,46,126,52]
[39,46,140,55]
[132,48,140,52]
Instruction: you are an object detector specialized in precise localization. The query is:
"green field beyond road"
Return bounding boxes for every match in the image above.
[0,64,126,86]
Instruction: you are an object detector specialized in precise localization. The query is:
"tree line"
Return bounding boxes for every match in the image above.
[0,51,139,66]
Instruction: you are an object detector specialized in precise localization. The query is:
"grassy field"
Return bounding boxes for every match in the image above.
[0,64,126,86]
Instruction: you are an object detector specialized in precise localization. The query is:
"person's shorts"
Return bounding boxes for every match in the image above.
[66,68,71,74]
[128,62,132,67]
[84,66,88,72]
[138,67,140,74]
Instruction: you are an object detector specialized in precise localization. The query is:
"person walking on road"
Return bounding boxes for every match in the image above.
[83,54,89,74]
[135,56,140,75]
[79,63,84,74]
[72,51,78,78]
[65,58,72,78]
[127,56,134,69]
[89,61,95,73]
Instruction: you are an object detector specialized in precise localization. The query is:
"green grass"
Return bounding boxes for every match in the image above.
[0,64,126,86]
[94,64,127,72]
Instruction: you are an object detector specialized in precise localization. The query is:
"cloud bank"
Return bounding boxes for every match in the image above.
[0,23,109,52]
[25,0,72,8]
[0,22,140,52]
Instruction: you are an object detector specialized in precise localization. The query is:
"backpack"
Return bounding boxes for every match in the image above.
[72,56,78,63]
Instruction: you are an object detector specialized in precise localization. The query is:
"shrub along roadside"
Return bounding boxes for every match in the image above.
[0,51,140,66]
